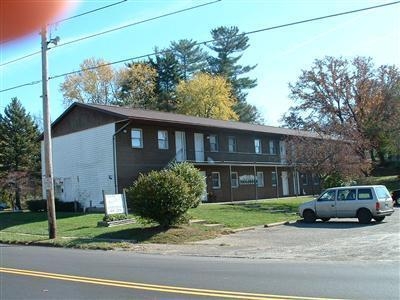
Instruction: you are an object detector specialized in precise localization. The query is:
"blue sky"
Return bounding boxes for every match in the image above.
[1,0,399,126]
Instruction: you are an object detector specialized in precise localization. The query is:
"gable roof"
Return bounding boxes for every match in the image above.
[52,102,320,138]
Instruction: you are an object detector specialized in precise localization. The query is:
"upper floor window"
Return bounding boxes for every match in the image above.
[209,134,219,152]
[131,128,143,148]
[228,136,237,153]
[269,140,277,154]
[254,138,262,154]
[158,130,168,149]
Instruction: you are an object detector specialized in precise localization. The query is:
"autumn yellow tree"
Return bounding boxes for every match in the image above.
[60,58,118,107]
[175,73,238,120]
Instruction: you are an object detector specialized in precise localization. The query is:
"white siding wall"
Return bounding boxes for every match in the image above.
[41,123,115,208]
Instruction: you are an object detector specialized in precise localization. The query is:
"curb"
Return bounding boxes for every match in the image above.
[264,220,296,228]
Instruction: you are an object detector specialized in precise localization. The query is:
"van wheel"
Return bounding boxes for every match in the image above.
[303,210,316,223]
[321,218,330,222]
[357,209,372,224]
[374,216,385,223]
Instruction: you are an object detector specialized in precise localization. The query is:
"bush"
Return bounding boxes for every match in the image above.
[26,199,82,212]
[126,170,192,228]
[26,199,47,212]
[168,162,206,208]
[103,214,128,222]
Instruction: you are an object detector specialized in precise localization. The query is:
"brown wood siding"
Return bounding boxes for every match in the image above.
[52,105,121,137]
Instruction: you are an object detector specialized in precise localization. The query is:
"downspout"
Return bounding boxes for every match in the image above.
[254,165,258,200]
[113,120,132,193]
[275,165,279,199]
[229,164,233,203]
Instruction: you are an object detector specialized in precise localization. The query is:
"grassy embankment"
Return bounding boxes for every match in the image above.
[0,196,310,249]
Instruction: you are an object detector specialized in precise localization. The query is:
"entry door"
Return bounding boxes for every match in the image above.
[281,171,289,196]
[175,131,186,162]
[194,133,205,162]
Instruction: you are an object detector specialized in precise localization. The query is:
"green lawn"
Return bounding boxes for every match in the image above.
[0,196,311,249]
[357,175,400,192]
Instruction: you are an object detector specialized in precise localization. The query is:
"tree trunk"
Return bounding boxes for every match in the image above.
[15,184,22,210]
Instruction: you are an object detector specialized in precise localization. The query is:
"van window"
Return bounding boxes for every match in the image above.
[375,186,390,199]
[318,190,336,201]
[338,189,356,201]
[358,188,373,200]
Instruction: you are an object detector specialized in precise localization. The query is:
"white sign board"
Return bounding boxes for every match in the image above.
[104,194,127,215]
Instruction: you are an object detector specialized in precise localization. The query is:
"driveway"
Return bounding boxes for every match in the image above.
[129,208,400,261]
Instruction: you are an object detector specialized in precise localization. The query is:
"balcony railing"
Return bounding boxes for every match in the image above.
[171,149,284,165]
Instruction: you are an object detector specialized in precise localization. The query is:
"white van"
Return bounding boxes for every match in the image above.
[299,185,394,224]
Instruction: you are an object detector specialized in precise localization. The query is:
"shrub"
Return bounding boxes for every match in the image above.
[26,199,47,212]
[126,170,192,228]
[103,214,128,222]
[55,200,82,212]
[168,162,206,208]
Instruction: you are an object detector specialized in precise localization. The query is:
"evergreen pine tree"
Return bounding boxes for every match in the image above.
[0,98,40,209]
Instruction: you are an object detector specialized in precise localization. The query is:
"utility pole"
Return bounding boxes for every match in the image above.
[41,25,57,239]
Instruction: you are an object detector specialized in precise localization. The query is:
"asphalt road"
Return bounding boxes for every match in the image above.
[1,244,399,299]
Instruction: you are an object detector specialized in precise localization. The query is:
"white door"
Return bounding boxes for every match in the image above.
[280,140,287,163]
[175,131,186,162]
[281,171,289,196]
[194,133,204,162]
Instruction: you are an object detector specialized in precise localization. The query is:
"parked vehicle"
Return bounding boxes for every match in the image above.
[299,185,394,224]
[391,189,400,206]
[0,202,10,211]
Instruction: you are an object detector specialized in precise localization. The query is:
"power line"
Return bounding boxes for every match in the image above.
[58,0,222,48]
[52,0,128,25]
[0,0,129,46]
[1,0,399,93]
[0,0,221,67]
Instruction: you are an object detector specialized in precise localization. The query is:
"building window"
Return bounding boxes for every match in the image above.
[231,172,239,188]
[254,138,262,154]
[157,130,168,149]
[269,140,276,154]
[301,173,308,185]
[257,172,264,187]
[271,171,277,187]
[313,174,319,185]
[131,128,143,148]
[209,134,219,152]
[211,172,221,189]
[228,136,237,153]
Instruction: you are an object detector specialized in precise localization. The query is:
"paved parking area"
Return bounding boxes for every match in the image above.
[130,208,400,261]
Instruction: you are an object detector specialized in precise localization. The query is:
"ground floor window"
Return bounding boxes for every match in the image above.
[211,172,221,189]
[256,171,264,187]
[271,171,277,187]
[231,172,239,188]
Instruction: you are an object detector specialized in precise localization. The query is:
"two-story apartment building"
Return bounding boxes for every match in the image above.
[42,103,321,209]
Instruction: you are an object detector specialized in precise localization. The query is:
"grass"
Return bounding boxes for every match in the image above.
[0,196,311,249]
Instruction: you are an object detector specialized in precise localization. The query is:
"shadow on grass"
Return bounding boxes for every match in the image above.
[95,226,168,242]
[0,211,86,231]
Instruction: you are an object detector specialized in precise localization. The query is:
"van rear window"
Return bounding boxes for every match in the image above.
[358,189,373,200]
[375,187,390,199]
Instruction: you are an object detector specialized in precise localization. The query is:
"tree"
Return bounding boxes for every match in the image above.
[207,26,259,122]
[149,48,181,111]
[169,39,208,81]
[60,57,119,107]
[116,62,158,109]
[126,163,205,228]
[282,56,400,171]
[175,73,238,120]
[0,98,40,209]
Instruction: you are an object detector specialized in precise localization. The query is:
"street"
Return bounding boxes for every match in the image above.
[1,244,399,300]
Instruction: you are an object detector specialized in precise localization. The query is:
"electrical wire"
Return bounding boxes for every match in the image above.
[0,0,221,67]
[1,0,399,93]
